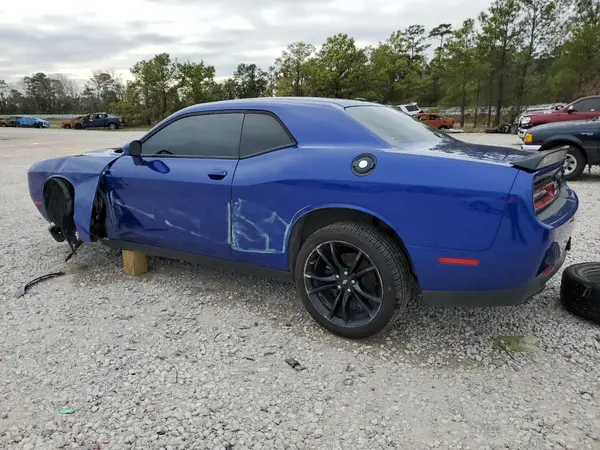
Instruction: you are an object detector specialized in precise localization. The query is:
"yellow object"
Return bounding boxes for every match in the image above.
[524,133,533,144]
[122,250,148,276]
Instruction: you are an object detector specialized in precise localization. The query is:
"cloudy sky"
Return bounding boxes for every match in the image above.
[0,0,492,85]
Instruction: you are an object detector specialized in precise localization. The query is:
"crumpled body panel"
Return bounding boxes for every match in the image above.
[27,149,123,242]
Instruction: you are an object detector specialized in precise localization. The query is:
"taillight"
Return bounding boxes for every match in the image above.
[533,177,560,213]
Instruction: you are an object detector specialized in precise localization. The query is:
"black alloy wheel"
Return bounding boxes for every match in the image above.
[304,240,384,328]
[294,222,414,339]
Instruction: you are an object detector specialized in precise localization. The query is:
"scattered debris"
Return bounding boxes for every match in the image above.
[285,358,306,371]
[58,407,76,415]
[493,336,540,353]
[13,271,65,298]
[64,240,83,262]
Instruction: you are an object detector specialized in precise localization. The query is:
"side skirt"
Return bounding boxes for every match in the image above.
[100,239,293,282]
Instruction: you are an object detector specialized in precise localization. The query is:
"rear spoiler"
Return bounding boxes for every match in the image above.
[511,146,567,172]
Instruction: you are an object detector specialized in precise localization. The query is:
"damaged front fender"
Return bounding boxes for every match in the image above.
[27,149,124,243]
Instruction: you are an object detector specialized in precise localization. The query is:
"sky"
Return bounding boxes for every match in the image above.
[0,0,493,86]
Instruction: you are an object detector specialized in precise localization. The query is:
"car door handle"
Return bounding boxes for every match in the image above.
[208,169,227,180]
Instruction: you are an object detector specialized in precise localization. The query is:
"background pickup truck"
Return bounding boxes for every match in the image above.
[518,95,600,139]
[62,113,122,130]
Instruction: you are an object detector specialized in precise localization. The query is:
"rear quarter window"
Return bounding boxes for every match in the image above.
[240,113,295,158]
[345,105,450,146]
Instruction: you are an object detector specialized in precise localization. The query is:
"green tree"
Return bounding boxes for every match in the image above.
[177,60,218,104]
[513,0,561,117]
[429,24,454,53]
[369,31,414,103]
[129,53,179,122]
[550,0,600,97]
[427,24,454,105]
[479,0,521,126]
[274,42,316,96]
[440,19,478,126]
[311,33,367,98]
[83,71,124,112]
[232,63,269,98]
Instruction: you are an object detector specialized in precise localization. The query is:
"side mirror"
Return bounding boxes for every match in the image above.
[567,105,575,113]
[128,140,142,156]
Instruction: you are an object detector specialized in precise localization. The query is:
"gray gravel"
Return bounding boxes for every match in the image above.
[1,128,599,450]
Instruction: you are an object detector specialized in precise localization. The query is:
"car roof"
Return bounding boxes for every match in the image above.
[146,97,392,147]
[178,97,373,114]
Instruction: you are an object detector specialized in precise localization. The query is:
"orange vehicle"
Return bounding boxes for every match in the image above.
[415,112,455,129]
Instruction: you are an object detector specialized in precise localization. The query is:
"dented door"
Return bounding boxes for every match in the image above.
[103,156,237,259]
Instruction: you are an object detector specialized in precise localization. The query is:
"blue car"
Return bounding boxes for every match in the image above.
[11,115,50,128]
[27,98,578,338]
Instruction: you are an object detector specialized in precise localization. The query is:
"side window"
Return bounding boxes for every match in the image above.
[588,98,600,112]
[142,113,244,158]
[239,113,295,158]
[573,99,597,112]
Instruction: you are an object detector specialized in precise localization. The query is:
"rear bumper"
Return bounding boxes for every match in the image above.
[422,237,570,307]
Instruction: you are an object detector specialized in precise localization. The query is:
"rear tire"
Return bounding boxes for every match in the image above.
[560,263,600,325]
[294,222,415,339]
[560,146,585,181]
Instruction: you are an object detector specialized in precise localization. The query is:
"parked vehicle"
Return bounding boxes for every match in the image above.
[28,97,577,338]
[62,112,122,130]
[517,96,600,139]
[395,102,422,116]
[61,115,86,129]
[521,118,600,180]
[415,112,455,129]
[0,117,8,127]
[2,115,50,128]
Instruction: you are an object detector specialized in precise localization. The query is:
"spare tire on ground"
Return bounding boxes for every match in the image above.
[560,262,600,325]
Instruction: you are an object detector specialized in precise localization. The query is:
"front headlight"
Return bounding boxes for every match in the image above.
[522,116,531,124]
[524,133,533,144]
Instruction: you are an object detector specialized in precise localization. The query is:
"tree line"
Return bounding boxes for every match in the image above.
[0,0,598,128]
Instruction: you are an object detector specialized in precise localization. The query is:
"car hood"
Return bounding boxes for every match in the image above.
[400,139,531,165]
[529,119,598,133]
[81,147,124,157]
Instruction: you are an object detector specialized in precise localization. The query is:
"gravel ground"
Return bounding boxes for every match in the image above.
[0,128,599,450]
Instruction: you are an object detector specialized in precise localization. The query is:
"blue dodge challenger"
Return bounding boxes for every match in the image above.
[27,98,578,338]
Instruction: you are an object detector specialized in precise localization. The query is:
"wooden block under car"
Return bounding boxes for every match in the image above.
[122,250,148,276]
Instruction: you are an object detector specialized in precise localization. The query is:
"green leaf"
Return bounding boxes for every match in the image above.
[58,407,76,415]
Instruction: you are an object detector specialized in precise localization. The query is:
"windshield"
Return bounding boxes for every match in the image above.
[345,105,451,146]
[404,104,419,112]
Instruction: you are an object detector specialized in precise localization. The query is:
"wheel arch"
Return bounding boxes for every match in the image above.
[42,175,77,243]
[285,205,416,279]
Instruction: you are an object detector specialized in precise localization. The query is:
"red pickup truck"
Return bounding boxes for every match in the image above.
[517,95,600,139]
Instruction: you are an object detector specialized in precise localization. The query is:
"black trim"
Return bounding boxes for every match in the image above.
[100,239,293,282]
[138,109,299,161]
[511,145,568,172]
[422,242,568,307]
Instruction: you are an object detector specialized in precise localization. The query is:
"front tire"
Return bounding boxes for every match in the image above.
[561,146,585,181]
[294,222,414,339]
[108,122,116,130]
